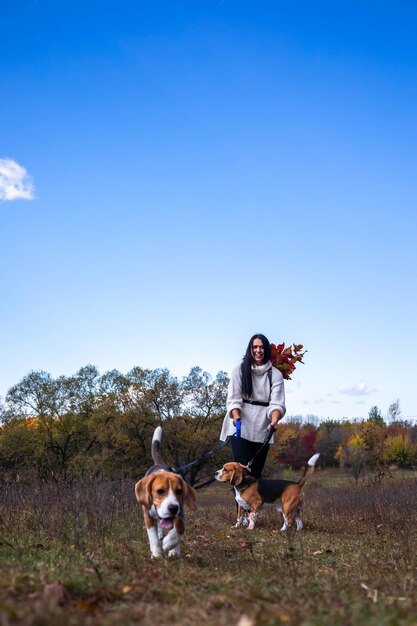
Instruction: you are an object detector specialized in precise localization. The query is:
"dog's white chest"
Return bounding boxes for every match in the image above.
[234,487,251,510]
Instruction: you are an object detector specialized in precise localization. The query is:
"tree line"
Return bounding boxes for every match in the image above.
[273,403,417,481]
[0,366,415,482]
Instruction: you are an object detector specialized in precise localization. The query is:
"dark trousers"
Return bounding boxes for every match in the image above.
[229,436,269,479]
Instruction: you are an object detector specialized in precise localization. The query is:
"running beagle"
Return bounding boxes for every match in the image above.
[135,427,197,558]
[215,453,320,530]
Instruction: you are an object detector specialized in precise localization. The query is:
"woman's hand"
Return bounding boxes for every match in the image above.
[268,410,282,429]
[231,409,241,426]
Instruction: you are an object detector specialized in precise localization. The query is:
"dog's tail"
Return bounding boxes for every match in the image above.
[151,426,165,465]
[298,453,320,488]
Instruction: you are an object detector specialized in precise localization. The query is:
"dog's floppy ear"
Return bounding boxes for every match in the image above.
[135,476,153,507]
[181,477,197,510]
[230,464,247,486]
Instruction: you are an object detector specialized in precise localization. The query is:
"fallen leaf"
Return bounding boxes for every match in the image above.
[75,599,99,612]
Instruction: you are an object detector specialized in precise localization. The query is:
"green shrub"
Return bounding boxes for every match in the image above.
[384,434,416,467]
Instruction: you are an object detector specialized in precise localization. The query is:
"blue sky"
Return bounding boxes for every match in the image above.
[1,0,416,421]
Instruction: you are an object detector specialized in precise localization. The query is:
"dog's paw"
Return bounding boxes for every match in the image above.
[168,545,181,558]
[162,528,181,552]
[150,550,163,559]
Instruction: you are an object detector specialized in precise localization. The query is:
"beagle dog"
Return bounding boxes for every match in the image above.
[215,453,320,531]
[135,426,197,558]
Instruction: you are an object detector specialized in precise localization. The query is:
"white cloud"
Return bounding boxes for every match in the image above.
[338,382,378,396]
[303,398,324,405]
[0,158,35,202]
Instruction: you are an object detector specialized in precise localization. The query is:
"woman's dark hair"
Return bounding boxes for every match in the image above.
[240,333,271,399]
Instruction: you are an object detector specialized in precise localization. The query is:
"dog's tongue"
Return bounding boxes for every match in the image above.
[160,517,174,530]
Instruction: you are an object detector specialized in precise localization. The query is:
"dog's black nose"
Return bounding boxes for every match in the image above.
[168,504,179,515]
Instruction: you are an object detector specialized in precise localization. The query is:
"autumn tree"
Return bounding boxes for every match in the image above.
[273,420,318,469]
[387,398,401,422]
[270,422,299,470]
[368,405,384,426]
[336,434,368,482]
[156,368,230,484]
[64,365,102,419]
[0,417,42,479]
[316,420,348,468]
[5,371,93,478]
[87,395,157,477]
[127,367,183,421]
[384,434,416,467]
[6,370,68,419]
[360,420,386,467]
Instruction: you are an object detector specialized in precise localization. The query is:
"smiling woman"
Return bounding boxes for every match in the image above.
[220,333,286,479]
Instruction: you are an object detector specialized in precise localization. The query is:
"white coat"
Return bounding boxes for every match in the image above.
[220,360,286,444]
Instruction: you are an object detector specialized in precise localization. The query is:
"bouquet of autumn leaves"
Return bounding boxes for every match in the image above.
[270,343,307,380]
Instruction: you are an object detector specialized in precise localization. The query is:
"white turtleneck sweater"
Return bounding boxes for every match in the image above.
[220,360,286,444]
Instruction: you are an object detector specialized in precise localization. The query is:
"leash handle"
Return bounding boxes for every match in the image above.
[235,419,241,439]
[263,424,276,444]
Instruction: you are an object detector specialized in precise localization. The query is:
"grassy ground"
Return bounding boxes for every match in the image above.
[0,469,416,626]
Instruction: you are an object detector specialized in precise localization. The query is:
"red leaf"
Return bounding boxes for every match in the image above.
[270,341,307,379]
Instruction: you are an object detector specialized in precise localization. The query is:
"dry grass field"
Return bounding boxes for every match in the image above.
[0,469,416,626]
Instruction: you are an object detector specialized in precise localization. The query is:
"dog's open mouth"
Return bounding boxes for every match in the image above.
[159,516,174,530]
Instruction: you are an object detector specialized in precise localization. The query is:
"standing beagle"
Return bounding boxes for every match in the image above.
[135,426,197,558]
[215,453,320,530]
